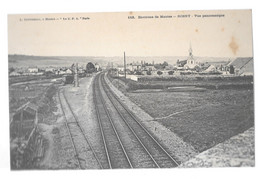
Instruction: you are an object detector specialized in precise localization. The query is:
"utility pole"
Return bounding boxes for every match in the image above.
[117,68,119,89]
[74,63,79,87]
[124,51,126,84]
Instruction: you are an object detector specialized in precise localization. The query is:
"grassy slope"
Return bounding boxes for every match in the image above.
[127,89,254,152]
[113,75,255,152]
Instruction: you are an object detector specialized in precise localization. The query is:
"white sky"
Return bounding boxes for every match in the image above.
[8,10,253,57]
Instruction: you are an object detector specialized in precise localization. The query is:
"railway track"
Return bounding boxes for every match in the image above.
[93,73,180,168]
[101,73,180,168]
[58,89,103,169]
[93,75,133,169]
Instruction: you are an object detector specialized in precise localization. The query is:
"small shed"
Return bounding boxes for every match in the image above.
[10,102,38,140]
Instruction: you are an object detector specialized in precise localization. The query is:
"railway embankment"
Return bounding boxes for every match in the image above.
[180,127,255,167]
[104,73,199,163]
[106,73,254,167]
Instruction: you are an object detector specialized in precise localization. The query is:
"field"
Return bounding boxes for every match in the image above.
[122,75,253,91]
[110,75,254,152]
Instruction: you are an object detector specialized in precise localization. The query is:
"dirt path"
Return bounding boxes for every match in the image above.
[38,76,96,169]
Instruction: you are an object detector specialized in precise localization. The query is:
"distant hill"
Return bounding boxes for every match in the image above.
[8,54,237,68]
[8,55,108,68]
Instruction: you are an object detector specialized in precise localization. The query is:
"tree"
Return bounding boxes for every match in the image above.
[157,71,163,76]
[154,64,161,70]
[168,71,174,75]
[9,67,15,74]
[162,61,168,69]
[194,65,202,72]
[45,71,54,77]
[147,70,152,75]
[86,62,96,73]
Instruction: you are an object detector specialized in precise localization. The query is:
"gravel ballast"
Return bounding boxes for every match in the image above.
[104,74,198,163]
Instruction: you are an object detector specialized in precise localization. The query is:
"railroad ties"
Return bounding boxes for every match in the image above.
[92,73,180,169]
[58,89,103,169]
[58,72,180,169]
[93,77,133,169]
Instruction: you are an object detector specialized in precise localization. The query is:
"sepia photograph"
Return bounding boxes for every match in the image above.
[8,9,254,170]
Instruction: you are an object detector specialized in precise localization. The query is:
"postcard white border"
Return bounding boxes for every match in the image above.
[1,1,259,179]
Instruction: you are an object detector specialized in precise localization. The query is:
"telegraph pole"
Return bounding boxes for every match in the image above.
[74,63,79,87]
[124,51,126,84]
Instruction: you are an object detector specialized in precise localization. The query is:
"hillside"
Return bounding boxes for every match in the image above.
[8,54,234,68]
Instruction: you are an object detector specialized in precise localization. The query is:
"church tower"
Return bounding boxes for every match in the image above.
[189,43,193,58]
[185,43,197,69]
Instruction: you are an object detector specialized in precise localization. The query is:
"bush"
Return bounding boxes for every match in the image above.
[168,71,174,75]
[157,71,163,75]
[135,71,142,75]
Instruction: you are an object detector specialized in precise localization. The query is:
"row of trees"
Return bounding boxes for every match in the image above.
[137,70,174,76]
[154,61,169,70]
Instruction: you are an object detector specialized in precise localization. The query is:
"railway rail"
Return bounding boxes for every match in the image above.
[93,75,133,169]
[58,89,103,169]
[57,72,180,169]
[102,73,180,167]
[92,73,180,168]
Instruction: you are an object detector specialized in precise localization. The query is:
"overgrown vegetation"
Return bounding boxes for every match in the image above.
[9,82,59,124]
[36,85,58,124]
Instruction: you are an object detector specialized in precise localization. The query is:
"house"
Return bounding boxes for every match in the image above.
[161,70,170,75]
[144,65,156,71]
[176,59,187,67]
[78,68,85,74]
[142,70,148,75]
[65,69,73,74]
[55,68,73,75]
[117,66,125,72]
[151,70,158,75]
[9,71,21,77]
[95,64,100,71]
[204,65,216,72]
[28,67,39,73]
[129,62,142,71]
[45,67,56,72]
[228,57,253,76]
[55,68,63,75]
